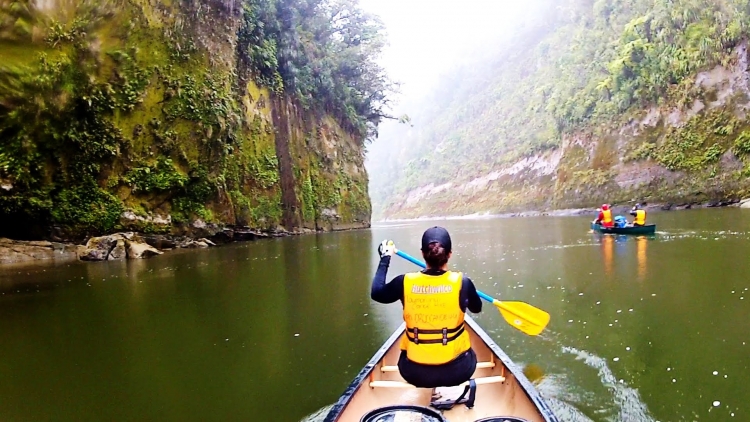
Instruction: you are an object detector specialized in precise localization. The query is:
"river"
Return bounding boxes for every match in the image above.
[1,208,748,421]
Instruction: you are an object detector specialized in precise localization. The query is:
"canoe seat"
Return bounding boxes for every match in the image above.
[369,375,505,389]
[380,361,495,373]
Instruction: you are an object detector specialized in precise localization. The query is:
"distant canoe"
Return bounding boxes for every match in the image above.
[590,222,656,235]
[324,316,558,422]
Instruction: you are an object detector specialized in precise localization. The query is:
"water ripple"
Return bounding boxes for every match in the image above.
[562,346,656,422]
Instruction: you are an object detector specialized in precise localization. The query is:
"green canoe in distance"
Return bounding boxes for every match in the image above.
[590,222,656,235]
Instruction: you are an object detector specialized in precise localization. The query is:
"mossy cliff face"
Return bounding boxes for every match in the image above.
[382,43,750,219]
[0,0,370,239]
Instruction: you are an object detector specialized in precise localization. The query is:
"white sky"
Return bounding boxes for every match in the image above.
[358,0,537,112]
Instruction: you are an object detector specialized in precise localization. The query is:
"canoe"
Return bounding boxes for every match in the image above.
[590,222,656,235]
[324,316,558,422]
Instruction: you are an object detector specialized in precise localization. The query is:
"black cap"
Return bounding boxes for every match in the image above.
[421,226,452,252]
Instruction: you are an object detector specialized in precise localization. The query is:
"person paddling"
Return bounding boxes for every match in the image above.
[370,226,482,388]
[630,203,647,227]
[595,204,614,228]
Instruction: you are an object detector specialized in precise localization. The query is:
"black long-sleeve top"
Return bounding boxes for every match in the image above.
[370,256,483,313]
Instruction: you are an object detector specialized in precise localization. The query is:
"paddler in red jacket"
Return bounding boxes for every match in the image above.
[595,204,614,228]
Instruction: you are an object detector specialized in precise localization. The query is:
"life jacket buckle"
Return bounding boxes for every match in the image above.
[413,327,419,344]
[442,328,448,346]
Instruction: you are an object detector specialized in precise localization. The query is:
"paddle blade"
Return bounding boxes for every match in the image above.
[495,300,550,336]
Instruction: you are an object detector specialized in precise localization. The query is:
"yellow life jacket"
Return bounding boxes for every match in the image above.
[602,209,613,224]
[634,209,646,225]
[400,271,471,365]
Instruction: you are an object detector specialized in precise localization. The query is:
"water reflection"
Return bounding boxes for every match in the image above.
[599,235,614,277]
[633,236,646,281]
[592,234,652,282]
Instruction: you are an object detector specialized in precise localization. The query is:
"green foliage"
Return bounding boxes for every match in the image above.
[230,188,282,227]
[708,111,739,136]
[702,143,724,164]
[0,0,38,41]
[249,151,280,189]
[0,38,127,234]
[651,111,732,171]
[170,166,216,222]
[342,178,369,217]
[108,50,151,111]
[46,19,89,47]
[251,192,282,225]
[239,0,283,92]
[0,188,52,217]
[1,52,122,181]
[733,131,750,155]
[301,174,315,221]
[571,169,612,187]
[50,184,124,233]
[124,158,188,193]
[229,189,253,224]
[160,71,238,131]
[237,0,392,141]
[626,142,657,162]
[315,175,342,208]
[656,128,705,171]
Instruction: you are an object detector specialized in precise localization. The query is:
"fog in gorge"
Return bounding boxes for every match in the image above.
[359,0,552,220]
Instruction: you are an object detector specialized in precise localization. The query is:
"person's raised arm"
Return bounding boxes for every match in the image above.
[370,240,404,304]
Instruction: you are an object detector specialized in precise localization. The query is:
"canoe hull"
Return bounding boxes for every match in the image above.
[324,316,558,422]
[591,222,656,235]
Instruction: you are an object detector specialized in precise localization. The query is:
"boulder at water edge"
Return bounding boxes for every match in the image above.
[108,240,127,260]
[125,241,163,259]
[79,235,119,261]
[78,233,163,261]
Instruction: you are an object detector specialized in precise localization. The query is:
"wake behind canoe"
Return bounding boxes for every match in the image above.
[324,316,557,422]
[591,222,656,235]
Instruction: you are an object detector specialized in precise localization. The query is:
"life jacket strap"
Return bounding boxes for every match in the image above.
[406,324,465,345]
[406,325,464,335]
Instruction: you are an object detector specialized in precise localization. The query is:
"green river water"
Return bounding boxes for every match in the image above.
[1,208,749,421]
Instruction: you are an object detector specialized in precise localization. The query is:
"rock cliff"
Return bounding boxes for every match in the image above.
[0,0,375,241]
[382,44,750,219]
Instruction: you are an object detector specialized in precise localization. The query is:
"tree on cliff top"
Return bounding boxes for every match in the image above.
[239,0,394,142]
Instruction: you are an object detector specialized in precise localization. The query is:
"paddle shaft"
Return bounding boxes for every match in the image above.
[394,250,494,303]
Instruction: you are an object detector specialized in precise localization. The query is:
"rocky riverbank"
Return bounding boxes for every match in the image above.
[0,238,81,266]
[0,223,307,267]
